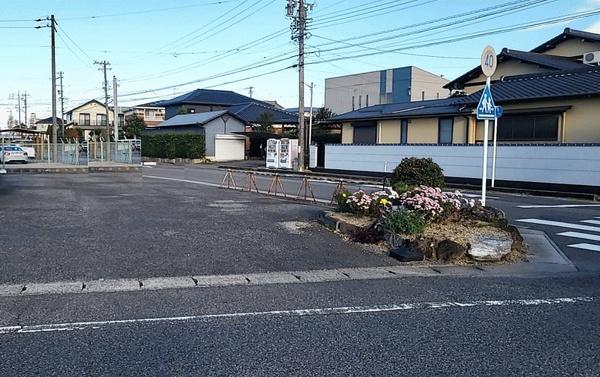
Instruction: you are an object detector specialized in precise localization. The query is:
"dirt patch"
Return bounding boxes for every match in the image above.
[324,211,375,228]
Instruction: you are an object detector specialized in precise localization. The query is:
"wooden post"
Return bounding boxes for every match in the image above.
[296,175,316,202]
[331,179,346,204]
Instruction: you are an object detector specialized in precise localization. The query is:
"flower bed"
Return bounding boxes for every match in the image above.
[329,185,525,263]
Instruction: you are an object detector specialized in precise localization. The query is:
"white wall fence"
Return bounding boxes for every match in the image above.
[324,144,600,188]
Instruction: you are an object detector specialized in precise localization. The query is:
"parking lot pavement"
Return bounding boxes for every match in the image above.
[0,173,397,285]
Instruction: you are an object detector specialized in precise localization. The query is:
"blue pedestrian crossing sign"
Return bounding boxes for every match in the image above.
[477,84,496,120]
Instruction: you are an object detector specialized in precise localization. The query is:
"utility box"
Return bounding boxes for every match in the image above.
[266,138,279,168]
[309,144,317,168]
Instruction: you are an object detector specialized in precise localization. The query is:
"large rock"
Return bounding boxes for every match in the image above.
[436,240,467,261]
[413,237,437,259]
[467,234,513,262]
[389,245,425,262]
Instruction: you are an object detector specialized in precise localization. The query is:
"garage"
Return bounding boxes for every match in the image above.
[214,134,246,162]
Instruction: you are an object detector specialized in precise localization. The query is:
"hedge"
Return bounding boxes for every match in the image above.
[141,134,205,159]
[392,157,445,188]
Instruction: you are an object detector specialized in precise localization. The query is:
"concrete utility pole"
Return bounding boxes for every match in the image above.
[50,14,58,161]
[22,91,29,129]
[286,0,314,171]
[94,61,111,132]
[17,91,21,126]
[113,75,118,141]
[58,71,65,135]
[308,82,314,145]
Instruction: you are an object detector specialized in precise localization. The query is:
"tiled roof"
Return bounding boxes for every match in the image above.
[228,102,298,124]
[444,48,585,90]
[531,27,600,53]
[153,89,268,107]
[331,98,469,122]
[332,68,600,122]
[458,68,600,104]
[154,111,230,128]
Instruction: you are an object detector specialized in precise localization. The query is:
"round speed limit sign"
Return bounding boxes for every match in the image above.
[481,45,497,77]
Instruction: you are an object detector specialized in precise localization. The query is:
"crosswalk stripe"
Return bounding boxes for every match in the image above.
[568,243,600,252]
[516,219,600,233]
[518,204,600,208]
[557,232,600,242]
[581,220,600,225]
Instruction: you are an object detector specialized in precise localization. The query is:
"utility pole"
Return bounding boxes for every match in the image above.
[58,71,65,135]
[287,0,313,171]
[23,91,29,129]
[50,14,58,161]
[94,61,111,133]
[308,82,314,145]
[113,75,118,141]
[17,91,21,127]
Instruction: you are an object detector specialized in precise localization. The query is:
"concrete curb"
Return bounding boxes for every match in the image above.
[4,166,142,174]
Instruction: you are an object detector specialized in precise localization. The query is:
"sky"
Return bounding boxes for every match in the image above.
[1,0,599,127]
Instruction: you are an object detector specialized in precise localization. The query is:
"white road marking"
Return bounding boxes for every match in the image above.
[557,231,600,242]
[518,204,600,208]
[0,296,593,335]
[463,193,499,199]
[516,219,600,233]
[581,220,600,225]
[568,243,600,252]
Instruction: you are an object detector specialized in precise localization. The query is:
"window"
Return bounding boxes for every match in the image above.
[79,113,90,126]
[96,114,107,126]
[366,95,369,107]
[421,91,425,101]
[359,95,362,108]
[401,119,408,144]
[352,122,377,144]
[438,118,453,144]
[352,96,355,111]
[497,114,559,141]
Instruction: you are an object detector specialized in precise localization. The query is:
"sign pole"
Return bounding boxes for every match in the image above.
[491,116,498,187]
[481,76,491,207]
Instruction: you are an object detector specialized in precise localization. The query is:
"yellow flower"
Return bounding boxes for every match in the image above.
[342,193,347,197]
[379,198,388,205]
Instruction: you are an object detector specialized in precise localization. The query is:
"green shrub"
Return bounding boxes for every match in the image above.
[141,134,205,159]
[392,157,444,188]
[335,188,352,212]
[383,210,428,235]
[392,181,412,195]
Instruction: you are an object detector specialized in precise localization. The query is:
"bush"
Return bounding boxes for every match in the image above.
[392,181,412,195]
[142,134,205,159]
[383,210,427,235]
[392,157,444,188]
[335,188,352,212]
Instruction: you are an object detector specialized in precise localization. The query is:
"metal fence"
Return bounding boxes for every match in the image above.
[1,141,140,166]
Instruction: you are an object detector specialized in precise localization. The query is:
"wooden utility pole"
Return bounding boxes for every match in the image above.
[50,15,58,160]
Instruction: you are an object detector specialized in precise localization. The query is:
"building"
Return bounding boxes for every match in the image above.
[123,106,165,127]
[65,99,125,139]
[144,111,247,161]
[322,28,600,193]
[34,116,64,133]
[324,66,449,115]
[151,89,271,120]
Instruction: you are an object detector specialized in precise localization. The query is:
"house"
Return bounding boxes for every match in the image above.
[123,106,165,127]
[145,111,247,161]
[64,99,125,139]
[151,89,272,120]
[324,66,449,115]
[323,28,600,193]
[34,116,64,133]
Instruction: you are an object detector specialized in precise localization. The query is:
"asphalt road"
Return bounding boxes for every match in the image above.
[1,169,599,376]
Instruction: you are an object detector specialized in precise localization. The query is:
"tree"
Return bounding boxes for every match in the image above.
[64,127,80,140]
[123,115,146,138]
[256,112,274,133]
[177,105,188,115]
[315,107,335,121]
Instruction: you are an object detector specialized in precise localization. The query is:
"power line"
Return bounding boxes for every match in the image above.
[58,1,239,20]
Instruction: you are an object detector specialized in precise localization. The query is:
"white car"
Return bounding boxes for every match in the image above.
[0,146,28,164]
[8,144,35,159]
